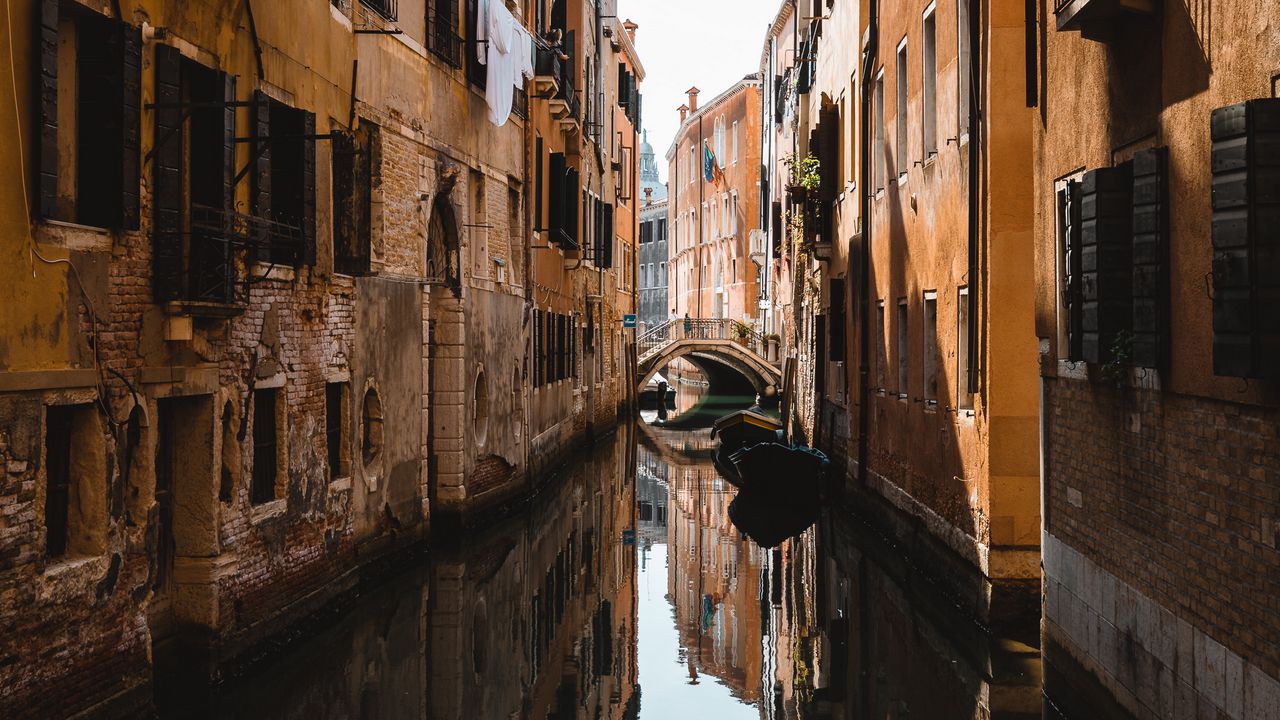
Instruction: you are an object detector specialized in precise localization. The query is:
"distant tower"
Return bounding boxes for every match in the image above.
[639,130,666,202]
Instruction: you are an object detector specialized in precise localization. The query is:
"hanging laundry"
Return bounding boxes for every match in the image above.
[481,0,533,126]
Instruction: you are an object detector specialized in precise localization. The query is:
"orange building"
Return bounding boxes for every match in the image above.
[665,79,764,329]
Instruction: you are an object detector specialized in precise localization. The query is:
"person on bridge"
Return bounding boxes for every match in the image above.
[683,313,692,338]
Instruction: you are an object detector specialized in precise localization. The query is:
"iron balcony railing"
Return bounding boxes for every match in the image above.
[428,11,463,67]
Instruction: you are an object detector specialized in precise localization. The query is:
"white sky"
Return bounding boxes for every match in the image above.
[620,0,781,184]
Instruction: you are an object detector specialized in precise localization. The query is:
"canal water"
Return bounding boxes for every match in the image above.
[156,386,1073,719]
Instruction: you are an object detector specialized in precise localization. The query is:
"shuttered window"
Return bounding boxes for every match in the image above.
[333,124,375,276]
[37,1,140,230]
[1079,164,1133,365]
[251,93,316,266]
[1131,148,1169,369]
[251,389,280,505]
[1210,99,1280,379]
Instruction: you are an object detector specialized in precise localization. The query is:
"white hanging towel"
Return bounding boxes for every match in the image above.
[475,0,489,65]
[483,2,533,127]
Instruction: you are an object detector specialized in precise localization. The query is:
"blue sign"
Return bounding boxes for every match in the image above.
[623,314,637,329]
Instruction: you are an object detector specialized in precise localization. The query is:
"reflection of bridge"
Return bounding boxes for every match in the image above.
[636,319,782,396]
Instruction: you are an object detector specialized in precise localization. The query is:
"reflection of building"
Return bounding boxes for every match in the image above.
[666,79,763,325]
[665,464,766,703]
[637,445,669,547]
[431,430,639,720]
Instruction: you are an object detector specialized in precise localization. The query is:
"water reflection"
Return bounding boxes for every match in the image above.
[160,416,1048,719]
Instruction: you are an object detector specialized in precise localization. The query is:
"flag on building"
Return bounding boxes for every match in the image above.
[703,142,722,184]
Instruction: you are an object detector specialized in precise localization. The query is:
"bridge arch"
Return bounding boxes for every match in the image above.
[637,338,781,397]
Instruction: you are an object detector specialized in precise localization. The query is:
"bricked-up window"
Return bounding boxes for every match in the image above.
[152,47,237,304]
[957,287,973,409]
[923,291,939,405]
[896,299,909,398]
[333,123,377,276]
[361,388,385,470]
[37,1,140,229]
[326,383,350,482]
[250,92,317,266]
[43,404,106,559]
[1211,100,1280,379]
[829,279,846,362]
[251,388,282,505]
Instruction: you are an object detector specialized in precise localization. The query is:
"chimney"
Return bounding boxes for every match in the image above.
[678,103,689,123]
[686,86,700,113]
[623,19,638,43]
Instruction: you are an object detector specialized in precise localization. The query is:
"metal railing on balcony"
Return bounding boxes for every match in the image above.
[428,11,462,67]
[362,0,397,21]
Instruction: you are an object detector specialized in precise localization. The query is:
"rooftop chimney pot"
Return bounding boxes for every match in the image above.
[686,86,700,113]
[678,103,689,123]
[623,19,638,42]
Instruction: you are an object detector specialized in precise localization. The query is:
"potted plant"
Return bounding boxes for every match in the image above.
[732,320,752,346]
[785,152,822,201]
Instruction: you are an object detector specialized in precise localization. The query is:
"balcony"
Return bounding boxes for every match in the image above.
[1054,0,1156,32]
[428,12,462,67]
[535,41,579,133]
[534,45,562,98]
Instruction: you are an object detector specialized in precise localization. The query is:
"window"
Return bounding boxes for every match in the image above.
[923,291,938,405]
[922,6,938,159]
[43,404,105,559]
[731,193,738,235]
[363,0,397,21]
[723,196,730,236]
[896,39,908,179]
[1054,173,1083,360]
[714,117,726,168]
[829,279,846,362]
[465,0,486,88]
[876,301,887,390]
[957,287,973,409]
[428,0,462,67]
[660,262,666,284]
[896,299,909,398]
[251,388,282,504]
[333,122,376,275]
[38,2,140,230]
[732,121,739,164]
[874,71,886,191]
[690,145,696,185]
[473,369,489,448]
[958,0,972,143]
[251,92,317,266]
[326,382,349,481]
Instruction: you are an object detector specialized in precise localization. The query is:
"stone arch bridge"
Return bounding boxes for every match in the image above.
[637,319,782,396]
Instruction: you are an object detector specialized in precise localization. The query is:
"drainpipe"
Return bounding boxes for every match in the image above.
[856,0,879,488]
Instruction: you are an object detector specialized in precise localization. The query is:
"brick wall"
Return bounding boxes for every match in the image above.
[1044,375,1280,717]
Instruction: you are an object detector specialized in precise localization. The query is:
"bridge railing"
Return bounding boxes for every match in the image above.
[638,318,770,364]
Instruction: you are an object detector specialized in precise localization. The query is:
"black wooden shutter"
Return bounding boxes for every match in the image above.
[77,16,120,228]
[251,90,271,262]
[565,167,580,249]
[819,108,840,242]
[331,130,354,272]
[1131,147,1168,369]
[549,152,565,243]
[1079,164,1133,365]
[1063,180,1083,362]
[119,24,142,230]
[534,136,543,229]
[1211,99,1280,379]
[601,202,614,268]
[223,74,237,216]
[38,0,59,219]
[152,44,185,302]
[830,278,846,361]
[301,112,317,266]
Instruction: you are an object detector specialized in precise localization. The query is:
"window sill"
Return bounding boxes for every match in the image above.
[42,553,106,579]
[36,220,113,252]
[897,172,909,188]
[250,263,297,282]
[897,393,908,402]
[250,498,287,523]
[922,153,938,169]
